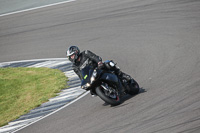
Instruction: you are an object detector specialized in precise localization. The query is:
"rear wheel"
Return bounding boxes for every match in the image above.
[95,85,121,106]
[127,79,140,95]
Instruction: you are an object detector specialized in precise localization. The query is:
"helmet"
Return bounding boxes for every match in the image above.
[66,46,80,62]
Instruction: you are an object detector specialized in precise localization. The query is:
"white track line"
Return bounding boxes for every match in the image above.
[0,0,76,17]
[12,92,89,133]
[0,124,27,133]
[8,117,42,126]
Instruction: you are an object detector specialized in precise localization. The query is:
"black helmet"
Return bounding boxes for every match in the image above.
[66,46,80,62]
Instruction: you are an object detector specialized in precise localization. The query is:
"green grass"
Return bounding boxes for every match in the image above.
[0,67,68,127]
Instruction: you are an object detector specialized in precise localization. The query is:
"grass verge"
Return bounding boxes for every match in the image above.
[0,67,68,127]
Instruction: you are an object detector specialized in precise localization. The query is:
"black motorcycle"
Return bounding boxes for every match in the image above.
[80,60,140,106]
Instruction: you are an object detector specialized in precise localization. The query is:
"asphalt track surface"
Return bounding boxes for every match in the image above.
[0,0,200,133]
[0,0,74,15]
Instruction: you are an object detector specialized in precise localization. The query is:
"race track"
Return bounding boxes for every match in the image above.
[0,0,200,133]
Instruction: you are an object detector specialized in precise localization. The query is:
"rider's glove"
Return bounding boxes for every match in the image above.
[98,61,104,69]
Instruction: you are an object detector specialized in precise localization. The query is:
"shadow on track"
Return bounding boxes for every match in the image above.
[102,88,147,107]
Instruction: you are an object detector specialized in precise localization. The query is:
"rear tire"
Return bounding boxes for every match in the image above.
[127,79,140,95]
[95,86,121,106]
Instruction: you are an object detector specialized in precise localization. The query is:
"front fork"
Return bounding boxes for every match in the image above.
[100,82,120,99]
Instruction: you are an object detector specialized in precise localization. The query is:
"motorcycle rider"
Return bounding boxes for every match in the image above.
[66,46,132,95]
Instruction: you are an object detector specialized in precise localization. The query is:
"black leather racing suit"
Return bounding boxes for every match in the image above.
[72,50,132,82]
[72,50,102,79]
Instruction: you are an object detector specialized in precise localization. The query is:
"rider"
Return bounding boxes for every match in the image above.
[66,46,132,92]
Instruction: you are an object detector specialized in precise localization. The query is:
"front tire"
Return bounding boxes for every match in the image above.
[95,86,121,106]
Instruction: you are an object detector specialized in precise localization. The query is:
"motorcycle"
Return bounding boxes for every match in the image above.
[80,60,140,106]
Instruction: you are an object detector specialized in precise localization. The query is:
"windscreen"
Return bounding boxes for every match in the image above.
[80,66,94,86]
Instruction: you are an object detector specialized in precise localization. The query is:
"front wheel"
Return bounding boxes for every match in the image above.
[95,86,121,106]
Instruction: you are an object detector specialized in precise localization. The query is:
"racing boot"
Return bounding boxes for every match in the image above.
[90,90,97,97]
[121,72,132,83]
[113,65,132,83]
[117,71,132,83]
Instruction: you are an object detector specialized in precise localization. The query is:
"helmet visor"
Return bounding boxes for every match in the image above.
[67,54,75,61]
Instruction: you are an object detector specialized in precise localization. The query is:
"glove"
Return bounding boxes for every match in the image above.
[98,62,104,69]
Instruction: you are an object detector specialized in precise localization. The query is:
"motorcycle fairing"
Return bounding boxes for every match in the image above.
[80,66,94,87]
[100,72,118,84]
